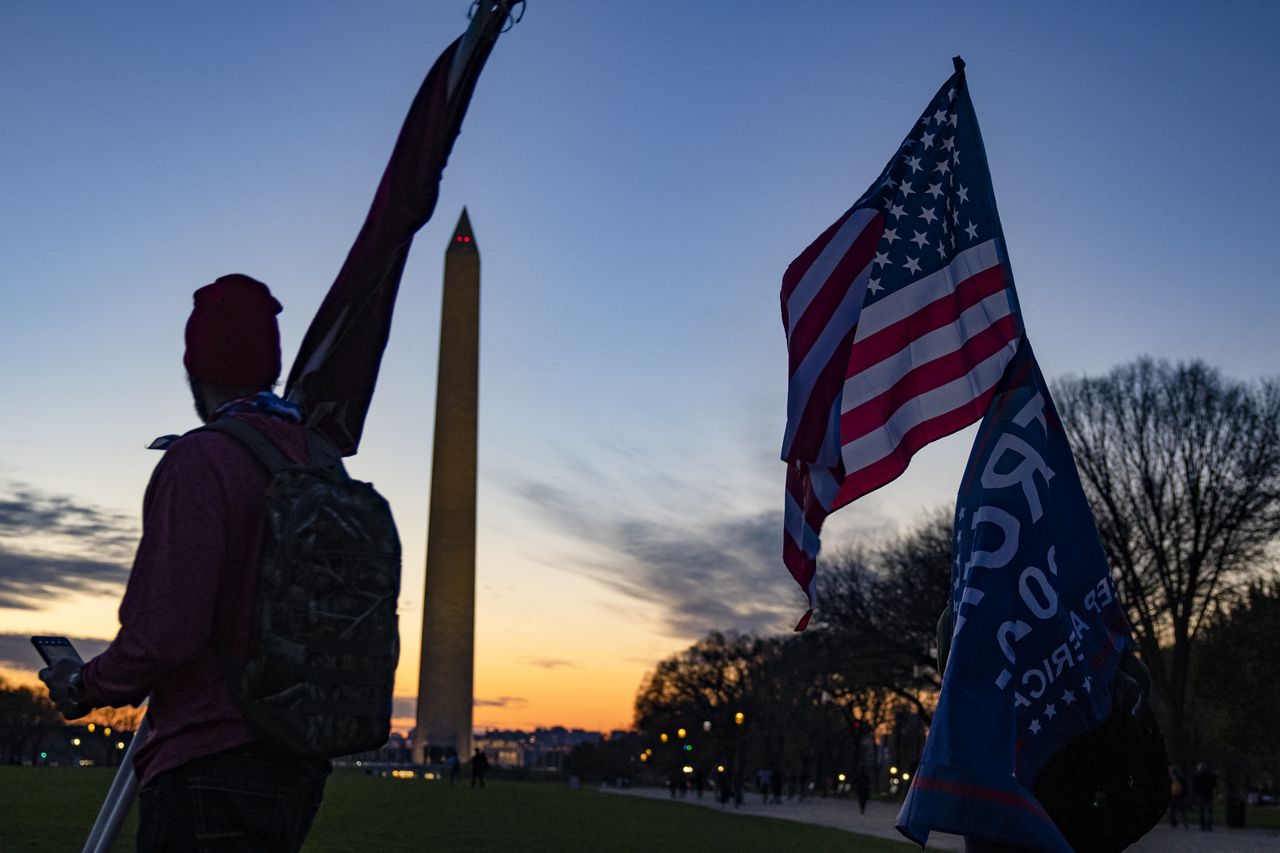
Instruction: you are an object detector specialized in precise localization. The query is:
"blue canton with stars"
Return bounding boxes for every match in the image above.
[849,63,1019,321]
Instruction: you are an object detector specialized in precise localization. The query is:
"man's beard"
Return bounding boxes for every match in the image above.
[188,376,211,423]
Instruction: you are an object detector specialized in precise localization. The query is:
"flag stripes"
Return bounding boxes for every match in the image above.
[779,64,1024,629]
[780,209,883,464]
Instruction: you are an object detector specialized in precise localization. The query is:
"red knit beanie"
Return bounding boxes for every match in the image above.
[183,274,282,388]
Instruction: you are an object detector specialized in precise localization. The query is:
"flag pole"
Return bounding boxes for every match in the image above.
[82,717,150,853]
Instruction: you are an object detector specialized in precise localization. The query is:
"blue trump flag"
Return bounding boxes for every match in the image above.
[895,341,1133,851]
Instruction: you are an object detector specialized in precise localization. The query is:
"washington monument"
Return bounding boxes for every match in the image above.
[414,209,479,764]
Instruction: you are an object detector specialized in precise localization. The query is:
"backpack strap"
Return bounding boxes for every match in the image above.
[201,418,295,475]
[202,417,348,476]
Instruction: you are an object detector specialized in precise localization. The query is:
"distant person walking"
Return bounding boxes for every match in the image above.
[447,752,461,785]
[1193,763,1217,830]
[470,748,490,788]
[1168,765,1189,828]
[854,770,871,814]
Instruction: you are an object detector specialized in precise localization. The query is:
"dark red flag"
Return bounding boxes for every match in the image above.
[286,7,509,454]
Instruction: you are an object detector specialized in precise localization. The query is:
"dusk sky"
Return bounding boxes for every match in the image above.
[2,2,1278,734]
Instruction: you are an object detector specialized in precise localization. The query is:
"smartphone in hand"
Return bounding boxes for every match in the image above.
[31,635,84,667]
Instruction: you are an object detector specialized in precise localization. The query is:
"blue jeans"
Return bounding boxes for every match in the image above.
[137,744,330,852]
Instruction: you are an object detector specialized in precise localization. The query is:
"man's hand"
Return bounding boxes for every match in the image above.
[38,658,93,720]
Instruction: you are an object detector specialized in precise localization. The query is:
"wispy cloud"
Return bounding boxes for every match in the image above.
[0,482,136,609]
[513,476,804,640]
[521,657,578,670]
[474,696,529,709]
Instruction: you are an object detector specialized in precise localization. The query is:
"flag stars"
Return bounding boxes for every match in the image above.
[949,112,958,127]
[933,108,948,124]
[899,180,916,197]
[890,203,907,220]
[911,230,930,249]
[1029,719,1042,735]
[1062,689,1076,705]
[926,182,944,199]
[957,184,970,203]
[1044,703,1057,720]
[904,256,922,274]
[907,156,923,174]
[867,277,883,295]
[965,221,979,240]
[1083,676,1093,694]
[883,227,900,244]
[941,137,955,152]
[921,131,935,149]
[934,160,951,176]
[919,207,938,225]
[873,251,891,268]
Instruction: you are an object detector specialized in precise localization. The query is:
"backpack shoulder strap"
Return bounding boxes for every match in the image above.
[201,418,294,475]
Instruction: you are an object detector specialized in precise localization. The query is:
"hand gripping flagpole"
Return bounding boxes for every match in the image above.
[450,1,524,99]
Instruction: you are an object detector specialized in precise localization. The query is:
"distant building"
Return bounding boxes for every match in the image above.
[473,727,604,770]
[344,725,614,771]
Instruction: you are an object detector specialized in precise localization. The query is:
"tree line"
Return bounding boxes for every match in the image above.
[627,358,1280,796]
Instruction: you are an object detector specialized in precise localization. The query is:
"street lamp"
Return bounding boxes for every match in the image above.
[677,728,687,739]
[734,712,745,726]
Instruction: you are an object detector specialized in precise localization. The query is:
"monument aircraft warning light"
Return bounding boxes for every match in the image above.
[414,209,480,764]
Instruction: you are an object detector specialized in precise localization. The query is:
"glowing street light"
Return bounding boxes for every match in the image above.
[890,765,898,775]
[838,773,847,782]
[676,728,687,739]
[104,727,112,736]
[72,738,81,746]
[660,733,669,743]
[87,724,95,732]
[903,772,911,781]
[702,720,711,732]
[116,742,125,750]
[734,712,745,725]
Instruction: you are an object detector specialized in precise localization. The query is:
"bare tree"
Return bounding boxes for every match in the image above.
[1054,359,1280,765]
[813,508,953,724]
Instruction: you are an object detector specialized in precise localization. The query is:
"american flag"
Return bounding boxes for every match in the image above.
[781,60,1022,628]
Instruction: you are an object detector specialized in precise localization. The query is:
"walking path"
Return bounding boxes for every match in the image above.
[603,786,1280,851]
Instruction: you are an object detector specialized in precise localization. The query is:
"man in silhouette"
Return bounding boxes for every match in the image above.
[470,747,490,788]
[42,275,328,851]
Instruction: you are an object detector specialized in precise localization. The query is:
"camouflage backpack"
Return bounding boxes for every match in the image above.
[202,417,401,759]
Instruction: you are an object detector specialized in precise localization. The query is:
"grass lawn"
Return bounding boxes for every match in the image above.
[0,767,915,852]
